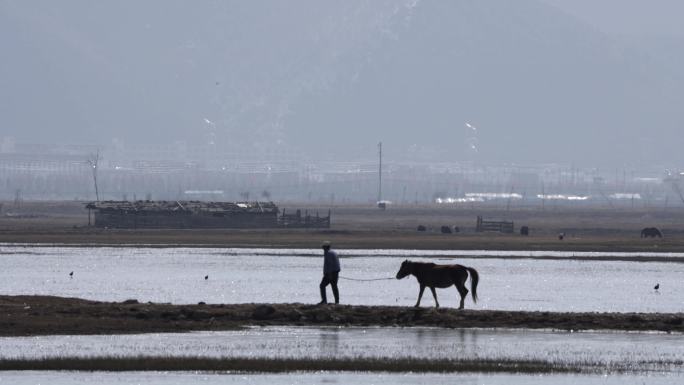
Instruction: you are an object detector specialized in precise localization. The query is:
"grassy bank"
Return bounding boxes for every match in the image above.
[0,356,641,374]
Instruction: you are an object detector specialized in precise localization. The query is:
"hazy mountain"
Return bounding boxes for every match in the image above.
[540,0,684,38]
[284,1,683,164]
[1,0,682,165]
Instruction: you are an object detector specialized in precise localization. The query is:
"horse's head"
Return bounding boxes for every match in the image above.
[396,260,412,279]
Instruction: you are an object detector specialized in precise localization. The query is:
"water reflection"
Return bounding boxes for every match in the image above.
[318,328,340,355]
[1,327,682,373]
[0,371,680,385]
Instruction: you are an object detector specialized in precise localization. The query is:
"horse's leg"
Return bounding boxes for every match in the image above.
[455,280,469,310]
[415,284,425,307]
[429,286,439,308]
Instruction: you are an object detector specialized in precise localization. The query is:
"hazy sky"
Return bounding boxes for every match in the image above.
[541,0,684,37]
[1,1,683,166]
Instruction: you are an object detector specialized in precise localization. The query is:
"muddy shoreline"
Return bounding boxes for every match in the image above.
[1,295,682,336]
[1,229,683,254]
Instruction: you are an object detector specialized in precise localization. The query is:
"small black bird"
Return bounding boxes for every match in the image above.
[69,271,73,278]
[654,283,660,290]
[205,275,208,280]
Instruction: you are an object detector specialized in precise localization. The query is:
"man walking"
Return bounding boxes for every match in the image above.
[319,241,340,304]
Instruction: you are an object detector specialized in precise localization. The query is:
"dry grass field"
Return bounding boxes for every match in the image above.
[1,200,684,251]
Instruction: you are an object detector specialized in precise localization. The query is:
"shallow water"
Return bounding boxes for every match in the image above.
[196,247,684,259]
[1,245,682,312]
[1,327,682,373]
[0,371,680,385]
[6,244,684,258]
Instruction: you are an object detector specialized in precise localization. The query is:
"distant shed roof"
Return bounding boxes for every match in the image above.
[86,200,278,214]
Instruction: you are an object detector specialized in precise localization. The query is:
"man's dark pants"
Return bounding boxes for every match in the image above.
[319,271,339,304]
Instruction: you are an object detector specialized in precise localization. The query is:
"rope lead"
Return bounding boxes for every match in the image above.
[338,276,395,282]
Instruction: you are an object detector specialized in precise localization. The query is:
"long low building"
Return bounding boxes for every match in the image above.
[85,200,279,229]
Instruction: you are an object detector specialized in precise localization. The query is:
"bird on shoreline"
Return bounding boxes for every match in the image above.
[205,275,208,280]
[654,283,660,290]
[69,271,73,278]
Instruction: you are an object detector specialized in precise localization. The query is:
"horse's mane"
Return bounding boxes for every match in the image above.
[409,261,436,267]
[410,261,467,270]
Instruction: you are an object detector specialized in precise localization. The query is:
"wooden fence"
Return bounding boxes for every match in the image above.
[278,209,331,228]
[476,215,514,233]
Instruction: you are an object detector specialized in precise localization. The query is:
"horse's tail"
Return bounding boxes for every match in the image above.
[466,267,479,303]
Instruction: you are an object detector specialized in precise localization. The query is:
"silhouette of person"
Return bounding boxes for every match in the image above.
[319,241,340,304]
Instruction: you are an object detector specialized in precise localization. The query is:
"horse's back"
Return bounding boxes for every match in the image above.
[414,263,468,287]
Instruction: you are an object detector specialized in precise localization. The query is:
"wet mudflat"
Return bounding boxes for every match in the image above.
[1,295,683,336]
[1,245,682,313]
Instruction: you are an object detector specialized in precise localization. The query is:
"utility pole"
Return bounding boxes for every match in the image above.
[506,185,514,212]
[14,189,22,209]
[87,150,101,202]
[378,141,382,203]
[669,179,684,206]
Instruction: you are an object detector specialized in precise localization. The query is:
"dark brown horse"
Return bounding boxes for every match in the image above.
[396,260,479,309]
[641,227,663,238]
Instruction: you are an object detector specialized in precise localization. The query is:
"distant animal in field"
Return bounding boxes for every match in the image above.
[654,283,660,290]
[641,227,662,238]
[205,275,208,280]
[395,260,479,310]
[69,271,73,278]
[440,225,452,234]
[417,225,427,232]
[520,226,529,236]
[558,232,565,240]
